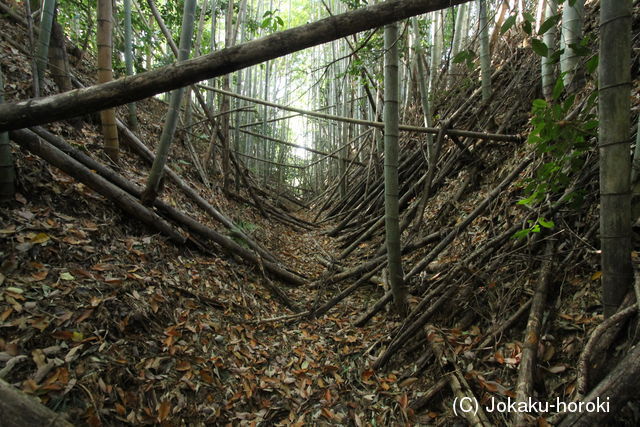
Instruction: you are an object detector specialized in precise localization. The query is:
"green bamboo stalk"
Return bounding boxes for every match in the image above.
[124,0,137,130]
[560,0,584,92]
[598,0,632,317]
[35,0,56,91]
[541,0,557,101]
[142,0,197,204]
[478,0,491,101]
[383,22,408,316]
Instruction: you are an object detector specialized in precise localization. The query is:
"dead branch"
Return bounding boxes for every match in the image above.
[10,129,186,243]
[425,325,492,426]
[513,239,555,426]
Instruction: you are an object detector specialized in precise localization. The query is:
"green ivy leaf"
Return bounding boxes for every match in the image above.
[501,15,517,34]
[531,39,549,57]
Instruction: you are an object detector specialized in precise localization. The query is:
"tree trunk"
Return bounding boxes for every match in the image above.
[142,0,197,204]
[412,18,434,147]
[383,22,408,316]
[97,0,119,161]
[598,0,632,318]
[451,3,467,59]
[207,0,217,110]
[23,0,40,97]
[0,0,473,132]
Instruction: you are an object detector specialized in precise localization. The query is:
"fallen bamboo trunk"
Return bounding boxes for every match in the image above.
[24,127,306,286]
[477,299,532,350]
[116,120,279,263]
[228,152,271,219]
[339,167,429,259]
[355,221,524,328]
[10,129,186,243]
[405,155,532,280]
[513,240,555,427]
[558,342,640,426]
[309,255,387,289]
[311,267,383,318]
[409,377,448,413]
[425,325,492,426]
[202,85,522,142]
[0,379,73,427]
[354,290,393,327]
[373,281,459,369]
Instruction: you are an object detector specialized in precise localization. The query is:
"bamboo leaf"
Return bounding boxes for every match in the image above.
[538,218,555,229]
[501,15,517,34]
[532,99,548,109]
[586,55,599,74]
[538,14,561,35]
[531,39,548,57]
[552,76,565,100]
[452,50,469,64]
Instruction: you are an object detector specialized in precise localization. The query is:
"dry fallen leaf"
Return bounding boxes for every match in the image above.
[158,400,171,421]
[176,360,191,371]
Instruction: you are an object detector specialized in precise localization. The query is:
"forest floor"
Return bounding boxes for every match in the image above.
[2,2,640,426]
[0,162,414,426]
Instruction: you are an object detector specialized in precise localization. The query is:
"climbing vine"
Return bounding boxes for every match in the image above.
[514,83,598,239]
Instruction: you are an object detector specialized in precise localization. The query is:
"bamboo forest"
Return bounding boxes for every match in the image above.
[1,0,640,425]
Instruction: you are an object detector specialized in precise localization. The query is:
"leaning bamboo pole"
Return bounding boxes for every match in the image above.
[200,85,521,142]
